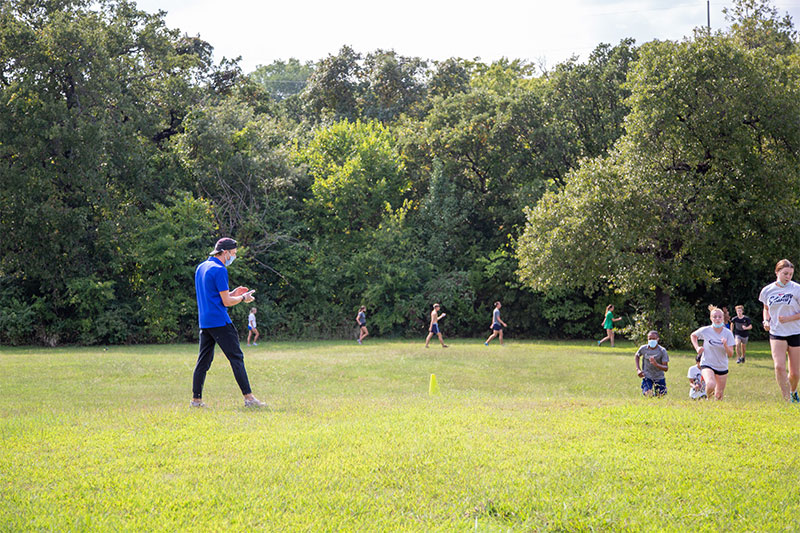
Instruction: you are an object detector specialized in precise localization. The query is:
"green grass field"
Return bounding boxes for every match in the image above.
[3,339,800,531]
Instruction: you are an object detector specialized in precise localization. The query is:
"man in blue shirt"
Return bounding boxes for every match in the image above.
[191,237,266,408]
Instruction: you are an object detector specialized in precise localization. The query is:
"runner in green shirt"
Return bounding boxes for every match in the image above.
[598,304,622,347]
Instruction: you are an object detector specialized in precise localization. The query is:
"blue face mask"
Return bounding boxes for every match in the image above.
[777,280,788,288]
[647,339,658,348]
[224,253,236,267]
[712,322,723,329]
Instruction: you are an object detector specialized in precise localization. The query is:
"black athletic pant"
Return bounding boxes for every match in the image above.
[193,323,252,398]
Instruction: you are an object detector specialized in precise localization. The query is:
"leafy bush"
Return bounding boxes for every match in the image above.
[132,193,217,343]
[0,288,42,346]
[621,298,697,350]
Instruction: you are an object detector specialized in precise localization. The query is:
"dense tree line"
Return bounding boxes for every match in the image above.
[1,0,798,346]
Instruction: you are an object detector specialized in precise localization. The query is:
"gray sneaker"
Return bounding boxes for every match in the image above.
[244,397,268,408]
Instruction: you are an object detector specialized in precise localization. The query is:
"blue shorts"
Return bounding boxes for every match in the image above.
[492,324,503,331]
[641,378,667,396]
[247,326,253,331]
[430,324,440,334]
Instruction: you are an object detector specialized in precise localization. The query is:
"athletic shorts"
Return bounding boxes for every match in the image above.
[492,324,503,331]
[247,326,253,331]
[430,324,440,334]
[700,365,729,376]
[359,323,367,328]
[770,333,800,347]
[641,378,667,396]
[734,334,749,344]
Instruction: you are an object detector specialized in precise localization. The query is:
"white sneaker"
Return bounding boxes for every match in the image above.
[244,397,267,408]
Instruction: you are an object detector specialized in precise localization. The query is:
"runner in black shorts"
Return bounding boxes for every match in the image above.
[690,306,735,400]
[759,259,800,403]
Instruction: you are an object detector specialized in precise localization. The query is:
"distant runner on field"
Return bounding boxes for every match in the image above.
[425,303,448,348]
[484,301,507,346]
[356,306,368,345]
[598,304,623,347]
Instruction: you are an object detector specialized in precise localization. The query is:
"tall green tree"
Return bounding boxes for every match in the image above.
[517,34,800,345]
[0,0,211,344]
[360,50,428,121]
[428,58,471,99]
[544,39,638,163]
[250,58,315,101]
[295,120,410,238]
[724,0,796,55]
[302,45,362,121]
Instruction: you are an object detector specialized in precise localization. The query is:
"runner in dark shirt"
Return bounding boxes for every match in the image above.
[731,305,752,364]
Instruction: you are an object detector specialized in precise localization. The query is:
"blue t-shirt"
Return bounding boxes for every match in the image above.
[493,308,501,326]
[358,311,366,325]
[195,256,232,329]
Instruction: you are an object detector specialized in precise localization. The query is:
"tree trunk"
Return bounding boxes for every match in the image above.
[655,286,671,334]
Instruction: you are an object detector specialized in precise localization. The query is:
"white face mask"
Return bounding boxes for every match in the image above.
[647,339,658,348]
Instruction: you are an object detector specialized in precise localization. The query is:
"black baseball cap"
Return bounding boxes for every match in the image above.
[211,237,237,255]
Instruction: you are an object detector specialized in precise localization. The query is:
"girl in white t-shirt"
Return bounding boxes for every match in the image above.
[690,306,735,400]
[759,259,800,402]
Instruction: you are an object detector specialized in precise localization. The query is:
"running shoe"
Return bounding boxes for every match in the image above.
[791,391,800,403]
[244,398,268,408]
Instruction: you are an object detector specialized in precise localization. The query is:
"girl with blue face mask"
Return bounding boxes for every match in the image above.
[690,306,735,400]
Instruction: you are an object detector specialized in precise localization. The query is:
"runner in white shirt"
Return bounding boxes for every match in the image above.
[690,306,735,400]
[758,259,800,402]
[247,307,260,346]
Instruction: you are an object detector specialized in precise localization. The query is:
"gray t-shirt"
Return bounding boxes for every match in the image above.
[692,325,735,371]
[636,344,669,380]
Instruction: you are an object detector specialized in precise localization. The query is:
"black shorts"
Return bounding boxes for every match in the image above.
[700,365,729,376]
[769,333,800,347]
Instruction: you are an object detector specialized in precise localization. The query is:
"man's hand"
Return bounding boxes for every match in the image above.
[231,286,249,297]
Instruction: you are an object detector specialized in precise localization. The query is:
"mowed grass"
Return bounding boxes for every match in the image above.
[3,339,800,531]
